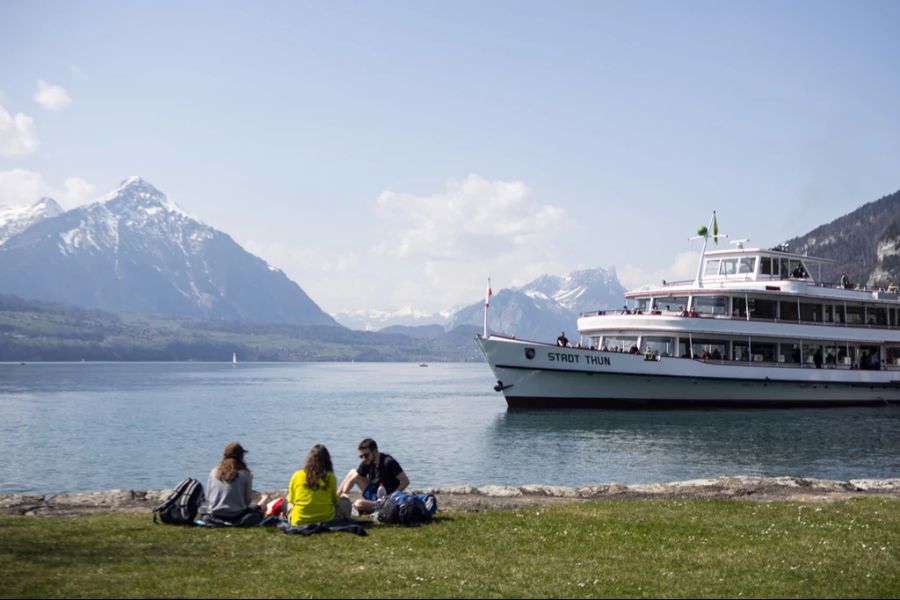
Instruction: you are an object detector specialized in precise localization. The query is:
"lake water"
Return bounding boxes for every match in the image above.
[1,362,898,494]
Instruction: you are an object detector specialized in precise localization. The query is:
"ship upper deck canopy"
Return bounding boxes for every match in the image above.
[695,247,835,285]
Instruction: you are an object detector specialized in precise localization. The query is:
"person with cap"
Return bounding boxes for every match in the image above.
[206,441,269,526]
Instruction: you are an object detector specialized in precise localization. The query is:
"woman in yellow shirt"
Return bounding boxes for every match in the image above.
[288,444,351,525]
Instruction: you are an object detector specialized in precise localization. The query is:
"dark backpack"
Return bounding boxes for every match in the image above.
[153,478,204,525]
[377,491,437,526]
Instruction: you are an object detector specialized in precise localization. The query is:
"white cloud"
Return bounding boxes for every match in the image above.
[0,104,39,156]
[243,174,581,314]
[618,250,700,289]
[0,169,95,208]
[34,80,72,111]
[375,174,571,259]
[368,174,578,311]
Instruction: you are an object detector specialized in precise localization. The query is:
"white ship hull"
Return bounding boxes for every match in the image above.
[477,335,900,408]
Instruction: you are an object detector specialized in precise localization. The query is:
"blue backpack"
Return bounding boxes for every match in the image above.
[377,491,437,525]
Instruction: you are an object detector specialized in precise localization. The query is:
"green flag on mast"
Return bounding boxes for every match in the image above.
[713,212,719,245]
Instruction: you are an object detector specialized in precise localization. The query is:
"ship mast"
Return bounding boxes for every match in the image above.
[691,211,720,289]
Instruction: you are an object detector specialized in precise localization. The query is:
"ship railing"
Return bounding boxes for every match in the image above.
[651,277,895,293]
[578,311,898,329]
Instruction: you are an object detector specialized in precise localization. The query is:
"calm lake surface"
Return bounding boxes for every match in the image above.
[1,362,898,494]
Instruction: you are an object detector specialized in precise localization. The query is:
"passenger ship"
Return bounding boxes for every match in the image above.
[477,219,900,408]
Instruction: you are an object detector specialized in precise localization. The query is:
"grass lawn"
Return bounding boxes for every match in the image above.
[1,497,898,598]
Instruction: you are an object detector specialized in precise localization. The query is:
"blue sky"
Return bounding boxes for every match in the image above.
[2,1,899,313]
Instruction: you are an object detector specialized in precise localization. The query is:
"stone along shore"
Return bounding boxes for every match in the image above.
[2,476,899,517]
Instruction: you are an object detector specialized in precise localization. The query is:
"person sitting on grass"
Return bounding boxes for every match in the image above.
[287,444,351,525]
[206,441,269,526]
[338,438,409,515]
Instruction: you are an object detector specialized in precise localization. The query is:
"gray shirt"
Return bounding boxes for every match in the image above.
[207,468,253,518]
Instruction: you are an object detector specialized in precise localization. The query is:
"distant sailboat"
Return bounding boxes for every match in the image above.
[232,352,237,366]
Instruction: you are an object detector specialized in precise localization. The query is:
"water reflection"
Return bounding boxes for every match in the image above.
[489,407,900,484]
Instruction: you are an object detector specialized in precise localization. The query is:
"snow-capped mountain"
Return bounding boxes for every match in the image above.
[516,267,626,314]
[446,267,627,341]
[0,197,63,246]
[333,306,452,331]
[0,177,339,326]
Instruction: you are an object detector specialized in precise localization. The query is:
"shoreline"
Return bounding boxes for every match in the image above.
[2,475,898,517]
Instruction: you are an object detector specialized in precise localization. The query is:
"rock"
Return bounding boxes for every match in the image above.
[0,493,44,509]
[850,478,900,491]
[47,489,137,507]
[477,485,523,497]
[519,485,579,497]
[3,476,900,517]
[419,485,478,495]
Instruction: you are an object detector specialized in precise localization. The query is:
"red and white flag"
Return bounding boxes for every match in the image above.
[485,278,492,308]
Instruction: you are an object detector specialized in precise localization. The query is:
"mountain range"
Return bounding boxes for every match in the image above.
[784,189,900,288]
[0,177,338,327]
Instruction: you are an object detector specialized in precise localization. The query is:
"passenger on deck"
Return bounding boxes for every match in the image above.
[557,331,569,347]
[813,348,823,369]
[711,349,722,360]
[629,344,640,354]
[841,273,851,289]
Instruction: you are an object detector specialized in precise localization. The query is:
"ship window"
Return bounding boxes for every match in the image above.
[733,340,751,361]
[659,296,689,312]
[789,259,804,276]
[704,259,720,276]
[694,296,728,316]
[859,345,881,370]
[752,342,776,362]
[603,336,638,352]
[732,297,748,318]
[838,345,853,366]
[779,258,790,277]
[693,339,726,360]
[779,301,799,322]
[643,336,673,357]
[824,344,839,366]
[749,297,777,319]
[760,257,773,275]
[799,302,819,322]
[738,257,756,274]
[779,342,802,364]
[869,306,888,326]
[846,305,863,324]
[886,346,900,366]
[803,343,825,366]
[720,259,737,275]
[835,304,846,324]
[636,298,651,312]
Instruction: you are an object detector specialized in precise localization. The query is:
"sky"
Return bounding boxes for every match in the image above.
[1,1,899,315]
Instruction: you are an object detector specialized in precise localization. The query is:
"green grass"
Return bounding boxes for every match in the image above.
[1,498,898,598]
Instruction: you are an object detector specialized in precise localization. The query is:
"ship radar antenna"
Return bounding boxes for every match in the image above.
[729,238,750,249]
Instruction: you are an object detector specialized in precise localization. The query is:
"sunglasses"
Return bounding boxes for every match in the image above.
[359,452,371,460]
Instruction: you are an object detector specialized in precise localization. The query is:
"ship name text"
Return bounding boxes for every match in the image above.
[548,352,611,366]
